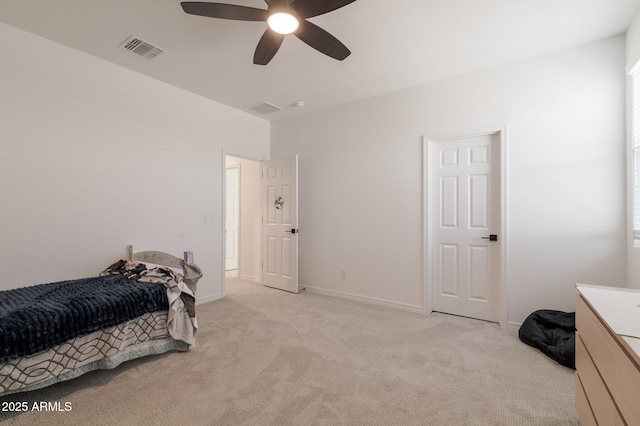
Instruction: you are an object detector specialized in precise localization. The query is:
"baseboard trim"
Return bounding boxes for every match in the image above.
[239,274,261,284]
[196,293,224,306]
[303,285,424,314]
[507,321,521,330]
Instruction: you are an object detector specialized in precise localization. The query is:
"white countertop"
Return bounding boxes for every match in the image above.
[577,283,640,362]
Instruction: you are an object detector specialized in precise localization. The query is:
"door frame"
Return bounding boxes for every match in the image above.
[423,124,508,328]
[225,164,241,272]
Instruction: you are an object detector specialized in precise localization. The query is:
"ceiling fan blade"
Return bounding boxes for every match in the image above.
[181,2,267,21]
[291,0,356,19]
[254,29,285,65]
[294,20,350,61]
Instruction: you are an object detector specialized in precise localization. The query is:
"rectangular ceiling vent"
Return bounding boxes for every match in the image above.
[120,36,165,59]
[246,102,282,115]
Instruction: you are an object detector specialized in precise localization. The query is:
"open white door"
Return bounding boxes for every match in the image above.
[262,156,298,293]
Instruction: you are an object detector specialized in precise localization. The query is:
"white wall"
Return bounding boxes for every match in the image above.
[627,12,640,72]
[225,155,262,282]
[627,12,640,289]
[272,36,627,325]
[0,23,269,303]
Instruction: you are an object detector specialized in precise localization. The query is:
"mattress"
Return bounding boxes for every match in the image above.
[0,274,169,363]
[0,311,187,396]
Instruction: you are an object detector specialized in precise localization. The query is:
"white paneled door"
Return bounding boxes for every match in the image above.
[225,166,239,271]
[262,156,298,293]
[431,133,501,322]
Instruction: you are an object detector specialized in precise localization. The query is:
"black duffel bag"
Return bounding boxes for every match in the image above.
[518,310,575,369]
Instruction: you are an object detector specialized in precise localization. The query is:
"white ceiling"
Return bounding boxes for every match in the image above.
[1,0,639,120]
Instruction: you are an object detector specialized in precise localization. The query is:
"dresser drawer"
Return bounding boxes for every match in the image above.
[575,374,597,426]
[575,333,624,426]
[576,294,640,425]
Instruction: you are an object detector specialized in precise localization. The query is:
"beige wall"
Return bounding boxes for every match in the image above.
[272,36,627,325]
[0,23,270,303]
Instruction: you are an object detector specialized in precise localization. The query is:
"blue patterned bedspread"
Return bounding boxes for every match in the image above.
[0,275,168,363]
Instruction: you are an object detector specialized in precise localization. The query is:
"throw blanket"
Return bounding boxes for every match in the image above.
[104,260,202,347]
[0,275,167,363]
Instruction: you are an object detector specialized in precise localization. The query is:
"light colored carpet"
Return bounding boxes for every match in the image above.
[0,279,577,425]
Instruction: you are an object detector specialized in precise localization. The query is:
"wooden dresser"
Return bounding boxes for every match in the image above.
[575,284,640,426]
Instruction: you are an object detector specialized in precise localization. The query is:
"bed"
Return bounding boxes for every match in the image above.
[0,247,202,397]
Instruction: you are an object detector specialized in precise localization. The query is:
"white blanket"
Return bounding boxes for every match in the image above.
[138,262,202,347]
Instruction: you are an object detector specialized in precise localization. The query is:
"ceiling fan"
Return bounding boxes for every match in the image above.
[181,0,356,65]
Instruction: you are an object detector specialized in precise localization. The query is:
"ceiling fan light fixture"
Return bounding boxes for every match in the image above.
[180,0,356,65]
[267,12,299,34]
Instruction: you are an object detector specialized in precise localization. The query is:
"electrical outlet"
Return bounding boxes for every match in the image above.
[340,269,347,279]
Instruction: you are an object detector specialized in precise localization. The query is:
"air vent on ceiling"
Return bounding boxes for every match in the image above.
[120,36,165,59]
[246,102,282,115]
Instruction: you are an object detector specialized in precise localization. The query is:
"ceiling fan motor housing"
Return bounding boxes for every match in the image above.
[267,0,300,35]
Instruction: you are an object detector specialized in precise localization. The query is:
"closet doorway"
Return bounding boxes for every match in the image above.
[224,155,262,285]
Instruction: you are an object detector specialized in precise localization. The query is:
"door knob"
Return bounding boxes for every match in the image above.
[285,228,298,234]
[481,235,498,241]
